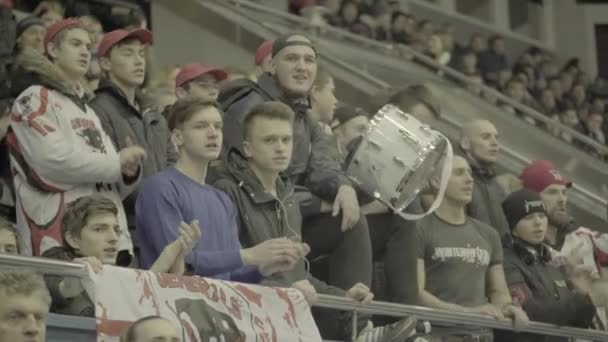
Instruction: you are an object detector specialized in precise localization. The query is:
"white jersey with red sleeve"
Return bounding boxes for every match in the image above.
[8,84,137,257]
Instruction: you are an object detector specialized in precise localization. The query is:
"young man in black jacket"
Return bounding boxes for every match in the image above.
[499,189,606,341]
[89,28,175,230]
[215,101,424,341]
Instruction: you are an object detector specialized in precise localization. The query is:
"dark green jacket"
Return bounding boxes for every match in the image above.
[213,149,345,296]
[497,239,596,342]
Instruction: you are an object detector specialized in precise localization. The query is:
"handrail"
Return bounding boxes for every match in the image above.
[219,0,608,157]
[1,254,607,341]
[407,0,552,51]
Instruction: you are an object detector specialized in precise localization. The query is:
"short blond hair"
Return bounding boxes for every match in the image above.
[0,271,51,304]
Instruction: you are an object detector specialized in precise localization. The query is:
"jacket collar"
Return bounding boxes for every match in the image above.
[257,73,311,116]
[224,148,294,204]
[95,78,155,118]
[12,50,92,101]
[458,145,496,179]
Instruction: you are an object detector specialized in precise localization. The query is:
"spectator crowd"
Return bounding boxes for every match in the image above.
[290,0,608,160]
[0,1,607,342]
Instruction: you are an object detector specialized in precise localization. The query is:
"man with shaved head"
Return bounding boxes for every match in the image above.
[459,119,510,238]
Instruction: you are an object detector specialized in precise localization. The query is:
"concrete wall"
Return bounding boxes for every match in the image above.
[150,1,254,70]
[551,0,600,77]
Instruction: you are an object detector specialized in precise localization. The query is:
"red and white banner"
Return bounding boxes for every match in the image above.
[93,266,322,341]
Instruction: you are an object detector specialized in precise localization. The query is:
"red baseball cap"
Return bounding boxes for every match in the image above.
[175,63,228,88]
[97,29,153,57]
[254,40,273,66]
[44,18,82,56]
[520,160,572,193]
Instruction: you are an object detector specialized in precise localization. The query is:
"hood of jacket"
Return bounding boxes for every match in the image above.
[219,148,294,204]
[10,50,91,100]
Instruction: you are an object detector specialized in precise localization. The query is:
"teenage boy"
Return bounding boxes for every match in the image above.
[136,97,305,282]
[214,101,420,341]
[0,271,51,342]
[416,156,529,339]
[9,18,146,258]
[89,28,175,230]
[497,190,606,342]
[174,63,227,102]
[42,194,200,317]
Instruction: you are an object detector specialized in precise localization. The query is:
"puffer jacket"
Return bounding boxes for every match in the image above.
[89,79,176,225]
[213,149,345,295]
[221,73,350,215]
[8,50,137,259]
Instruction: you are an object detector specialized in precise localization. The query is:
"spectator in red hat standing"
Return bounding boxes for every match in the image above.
[89,29,176,234]
[175,63,228,102]
[253,40,273,79]
[8,19,145,259]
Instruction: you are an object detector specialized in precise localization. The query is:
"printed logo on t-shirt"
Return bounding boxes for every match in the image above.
[431,244,490,266]
[72,118,107,154]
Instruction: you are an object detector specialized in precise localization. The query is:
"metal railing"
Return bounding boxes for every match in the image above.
[1,254,607,341]
[218,0,608,158]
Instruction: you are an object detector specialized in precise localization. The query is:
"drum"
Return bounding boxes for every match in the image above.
[345,104,451,219]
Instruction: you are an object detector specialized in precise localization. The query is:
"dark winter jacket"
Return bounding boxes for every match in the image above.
[497,238,596,342]
[213,149,345,296]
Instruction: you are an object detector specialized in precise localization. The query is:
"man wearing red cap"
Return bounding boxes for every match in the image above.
[174,63,227,102]
[8,19,145,259]
[89,28,174,231]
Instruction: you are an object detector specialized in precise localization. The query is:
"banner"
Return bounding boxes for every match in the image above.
[94,266,322,341]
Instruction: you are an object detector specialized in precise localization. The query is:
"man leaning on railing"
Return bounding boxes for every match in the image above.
[416,156,529,341]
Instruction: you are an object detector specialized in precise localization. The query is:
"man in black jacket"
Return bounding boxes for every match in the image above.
[459,119,510,239]
[89,28,175,230]
[220,34,372,304]
[499,189,605,341]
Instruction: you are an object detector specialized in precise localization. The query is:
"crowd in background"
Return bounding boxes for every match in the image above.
[288,0,608,160]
